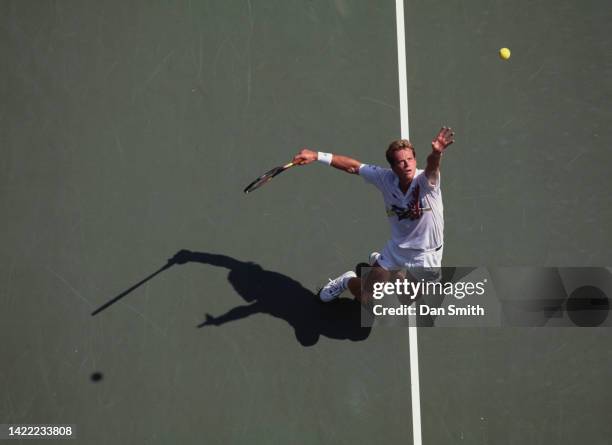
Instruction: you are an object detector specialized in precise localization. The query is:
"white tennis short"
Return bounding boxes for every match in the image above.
[377,241,443,281]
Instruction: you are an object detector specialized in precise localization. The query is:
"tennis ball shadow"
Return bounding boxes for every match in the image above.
[90,372,103,382]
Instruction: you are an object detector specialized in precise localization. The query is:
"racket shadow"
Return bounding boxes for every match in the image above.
[169,249,371,347]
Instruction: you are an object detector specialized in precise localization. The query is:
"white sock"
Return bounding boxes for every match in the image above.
[341,274,353,289]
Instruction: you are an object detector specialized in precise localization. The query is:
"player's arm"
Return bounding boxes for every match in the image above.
[425,126,455,181]
[291,149,362,174]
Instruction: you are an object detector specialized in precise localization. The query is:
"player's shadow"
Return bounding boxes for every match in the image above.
[171,249,371,347]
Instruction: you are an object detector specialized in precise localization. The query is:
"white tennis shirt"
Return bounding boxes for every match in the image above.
[359,164,443,251]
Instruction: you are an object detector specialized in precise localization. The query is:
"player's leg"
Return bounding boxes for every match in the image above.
[346,261,392,305]
[318,249,390,303]
[348,248,403,306]
[318,243,404,303]
[402,247,443,326]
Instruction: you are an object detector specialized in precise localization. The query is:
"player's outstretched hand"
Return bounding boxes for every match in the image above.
[432,126,455,153]
[292,148,318,166]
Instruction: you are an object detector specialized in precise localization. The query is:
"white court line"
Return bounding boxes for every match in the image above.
[395,0,410,141]
[394,2,422,445]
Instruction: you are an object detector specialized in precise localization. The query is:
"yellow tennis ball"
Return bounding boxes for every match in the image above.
[499,47,511,60]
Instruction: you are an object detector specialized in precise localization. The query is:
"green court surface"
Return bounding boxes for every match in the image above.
[1,1,611,444]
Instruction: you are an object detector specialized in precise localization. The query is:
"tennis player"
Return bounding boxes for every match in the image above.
[291,127,455,305]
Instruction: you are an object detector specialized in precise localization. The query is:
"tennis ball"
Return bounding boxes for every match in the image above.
[499,47,511,60]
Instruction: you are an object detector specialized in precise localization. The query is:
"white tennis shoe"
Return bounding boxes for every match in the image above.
[318,270,356,302]
[369,252,381,266]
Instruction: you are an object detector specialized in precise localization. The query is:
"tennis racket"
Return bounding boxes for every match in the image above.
[243,162,295,194]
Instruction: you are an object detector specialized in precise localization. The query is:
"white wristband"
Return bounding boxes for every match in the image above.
[317,151,333,165]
